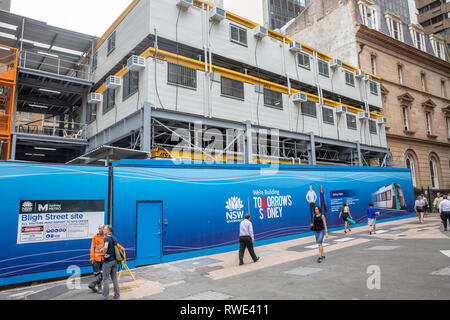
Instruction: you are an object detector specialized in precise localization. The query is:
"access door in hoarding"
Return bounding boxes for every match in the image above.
[136,201,162,266]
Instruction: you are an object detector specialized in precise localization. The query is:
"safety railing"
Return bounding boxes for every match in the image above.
[18,50,92,82]
[0,46,18,83]
[16,119,87,140]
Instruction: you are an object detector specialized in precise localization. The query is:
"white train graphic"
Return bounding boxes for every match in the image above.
[372,183,406,210]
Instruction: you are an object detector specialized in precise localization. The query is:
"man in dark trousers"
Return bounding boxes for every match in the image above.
[239,213,260,266]
[100,225,120,300]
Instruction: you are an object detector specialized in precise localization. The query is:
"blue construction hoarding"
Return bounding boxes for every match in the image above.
[0,160,415,286]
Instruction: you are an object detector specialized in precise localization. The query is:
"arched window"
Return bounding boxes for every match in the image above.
[429,157,439,189]
[405,155,416,187]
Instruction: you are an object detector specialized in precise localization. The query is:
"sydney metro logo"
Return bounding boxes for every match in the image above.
[225,197,245,223]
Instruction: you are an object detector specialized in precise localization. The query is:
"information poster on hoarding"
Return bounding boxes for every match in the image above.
[17,200,105,244]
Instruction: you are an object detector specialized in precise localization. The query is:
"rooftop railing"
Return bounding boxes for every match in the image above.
[18,50,92,82]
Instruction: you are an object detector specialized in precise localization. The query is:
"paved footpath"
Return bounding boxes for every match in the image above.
[1,214,449,300]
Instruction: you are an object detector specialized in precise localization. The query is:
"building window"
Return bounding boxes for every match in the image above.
[359,2,378,30]
[107,31,116,56]
[346,113,357,130]
[369,81,378,95]
[301,100,317,117]
[386,15,403,41]
[318,59,329,77]
[369,119,377,134]
[167,62,197,90]
[263,88,283,109]
[322,107,334,124]
[447,117,450,139]
[441,80,446,97]
[425,111,432,135]
[405,155,416,187]
[297,52,311,70]
[103,88,116,114]
[87,104,97,123]
[410,28,425,51]
[123,70,139,101]
[430,37,446,60]
[421,73,426,92]
[230,24,248,46]
[370,55,377,75]
[345,70,355,87]
[402,106,409,131]
[91,52,98,72]
[397,65,403,84]
[221,76,244,100]
[429,157,439,189]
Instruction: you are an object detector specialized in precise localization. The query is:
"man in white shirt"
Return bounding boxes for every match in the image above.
[238,214,260,265]
[306,185,317,223]
[438,195,450,231]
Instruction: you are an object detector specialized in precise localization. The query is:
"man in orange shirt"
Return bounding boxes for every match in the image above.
[88,224,105,293]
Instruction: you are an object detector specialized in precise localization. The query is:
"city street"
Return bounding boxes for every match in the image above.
[1,213,449,301]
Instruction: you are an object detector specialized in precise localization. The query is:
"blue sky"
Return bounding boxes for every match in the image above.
[10,0,133,37]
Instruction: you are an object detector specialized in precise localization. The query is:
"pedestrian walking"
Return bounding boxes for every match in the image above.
[238,213,260,266]
[306,185,317,223]
[339,202,353,233]
[310,206,328,263]
[367,203,378,235]
[438,195,450,232]
[100,225,122,300]
[422,194,429,214]
[433,193,444,213]
[414,195,426,223]
[88,224,105,294]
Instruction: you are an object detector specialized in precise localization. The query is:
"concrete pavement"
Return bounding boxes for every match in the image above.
[1,213,449,300]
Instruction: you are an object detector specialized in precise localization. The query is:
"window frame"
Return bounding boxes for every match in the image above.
[402,106,409,131]
[167,62,197,90]
[322,106,334,125]
[346,113,357,130]
[102,88,116,115]
[425,111,432,135]
[230,24,248,47]
[317,59,329,78]
[301,100,317,118]
[369,119,377,134]
[369,81,379,95]
[87,103,97,124]
[429,157,439,189]
[107,31,116,56]
[345,70,355,87]
[297,51,311,70]
[122,70,139,101]
[221,76,245,101]
[263,88,283,110]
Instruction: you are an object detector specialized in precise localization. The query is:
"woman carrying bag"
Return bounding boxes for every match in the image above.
[339,202,353,233]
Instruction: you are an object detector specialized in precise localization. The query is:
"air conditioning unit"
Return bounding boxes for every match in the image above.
[127,55,146,72]
[355,70,365,79]
[292,92,308,103]
[176,0,193,9]
[358,112,370,120]
[106,76,122,89]
[88,93,102,104]
[209,7,226,22]
[330,59,342,69]
[254,83,264,93]
[336,105,347,113]
[377,117,387,125]
[253,25,268,39]
[289,41,302,52]
[363,75,372,82]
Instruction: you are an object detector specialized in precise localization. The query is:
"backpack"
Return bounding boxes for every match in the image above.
[108,235,125,264]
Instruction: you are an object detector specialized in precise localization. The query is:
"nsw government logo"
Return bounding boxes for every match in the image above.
[225,196,245,223]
